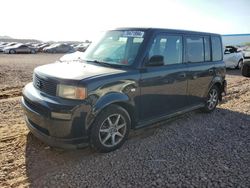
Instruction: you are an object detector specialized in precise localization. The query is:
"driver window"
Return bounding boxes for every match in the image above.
[149,35,183,65]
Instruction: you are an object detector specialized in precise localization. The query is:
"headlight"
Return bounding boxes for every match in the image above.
[57,84,87,100]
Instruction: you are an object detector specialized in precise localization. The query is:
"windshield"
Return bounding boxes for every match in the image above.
[84,30,145,66]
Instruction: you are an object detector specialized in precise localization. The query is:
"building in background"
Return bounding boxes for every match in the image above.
[222,34,250,46]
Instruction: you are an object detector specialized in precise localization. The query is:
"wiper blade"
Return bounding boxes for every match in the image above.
[85,59,115,67]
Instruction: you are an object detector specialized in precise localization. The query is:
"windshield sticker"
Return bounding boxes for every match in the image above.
[122,31,144,38]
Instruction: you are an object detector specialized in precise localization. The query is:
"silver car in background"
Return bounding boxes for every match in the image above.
[43,43,75,53]
[223,46,244,69]
[3,44,37,54]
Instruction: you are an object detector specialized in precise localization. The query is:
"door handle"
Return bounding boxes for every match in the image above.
[193,75,198,79]
[179,73,186,78]
[209,69,214,74]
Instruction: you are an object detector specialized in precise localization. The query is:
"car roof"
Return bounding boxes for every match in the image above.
[113,27,220,36]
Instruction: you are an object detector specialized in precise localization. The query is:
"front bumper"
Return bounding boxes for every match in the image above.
[22,83,91,149]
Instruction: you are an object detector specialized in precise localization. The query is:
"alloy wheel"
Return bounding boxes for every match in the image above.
[98,114,127,147]
[207,89,218,110]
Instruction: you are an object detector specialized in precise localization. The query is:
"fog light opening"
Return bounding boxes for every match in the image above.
[51,112,72,120]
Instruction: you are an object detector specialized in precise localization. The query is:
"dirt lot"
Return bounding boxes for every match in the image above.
[0,54,249,187]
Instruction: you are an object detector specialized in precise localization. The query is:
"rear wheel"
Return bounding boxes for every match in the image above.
[31,49,36,54]
[9,49,16,54]
[202,85,219,113]
[236,59,243,69]
[90,105,131,153]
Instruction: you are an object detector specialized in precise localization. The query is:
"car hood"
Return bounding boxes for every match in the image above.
[60,51,85,61]
[34,61,126,81]
[3,46,15,50]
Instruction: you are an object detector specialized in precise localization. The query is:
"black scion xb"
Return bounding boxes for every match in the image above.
[22,28,227,152]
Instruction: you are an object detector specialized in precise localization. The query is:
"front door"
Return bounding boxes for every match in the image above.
[139,34,188,121]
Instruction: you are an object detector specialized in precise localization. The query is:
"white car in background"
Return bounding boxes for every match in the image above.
[242,46,250,60]
[224,46,244,69]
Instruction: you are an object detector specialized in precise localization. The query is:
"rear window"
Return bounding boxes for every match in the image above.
[211,36,222,61]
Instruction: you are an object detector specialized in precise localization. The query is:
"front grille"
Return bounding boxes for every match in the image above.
[24,97,49,117]
[33,73,57,96]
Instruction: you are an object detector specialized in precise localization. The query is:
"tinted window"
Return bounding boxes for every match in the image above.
[149,35,182,65]
[211,36,222,61]
[186,36,204,63]
[204,37,211,61]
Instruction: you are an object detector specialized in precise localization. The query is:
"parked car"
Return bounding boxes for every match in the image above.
[223,46,244,69]
[21,28,227,152]
[0,42,18,52]
[241,60,250,77]
[74,43,90,52]
[43,43,75,53]
[35,43,50,52]
[242,46,250,60]
[3,43,37,54]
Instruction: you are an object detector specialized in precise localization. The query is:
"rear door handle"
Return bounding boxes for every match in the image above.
[179,73,186,78]
[209,69,214,74]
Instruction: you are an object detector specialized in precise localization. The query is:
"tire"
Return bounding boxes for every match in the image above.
[241,64,250,77]
[31,49,36,54]
[90,104,131,153]
[236,59,243,69]
[9,49,16,54]
[201,85,219,113]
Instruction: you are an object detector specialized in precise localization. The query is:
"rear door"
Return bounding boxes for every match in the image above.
[139,33,188,121]
[185,35,215,106]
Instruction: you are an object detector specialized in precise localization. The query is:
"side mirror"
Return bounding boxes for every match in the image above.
[147,55,164,66]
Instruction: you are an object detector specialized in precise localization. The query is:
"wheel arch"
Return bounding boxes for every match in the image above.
[86,92,136,130]
[207,77,224,101]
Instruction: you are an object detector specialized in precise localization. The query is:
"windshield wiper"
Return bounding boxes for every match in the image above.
[85,59,123,68]
[85,59,110,66]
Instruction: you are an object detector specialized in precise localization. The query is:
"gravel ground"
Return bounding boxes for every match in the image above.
[0,54,249,187]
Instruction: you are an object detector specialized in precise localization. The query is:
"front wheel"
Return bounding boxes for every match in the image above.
[90,105,131,153]
[202,85,219,113]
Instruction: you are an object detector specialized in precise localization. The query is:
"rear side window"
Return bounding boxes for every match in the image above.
[185,37,204,63]
[149,35,182,65]
[211,36,222,61]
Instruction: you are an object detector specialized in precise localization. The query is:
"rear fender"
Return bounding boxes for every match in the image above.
[206,76,225,100]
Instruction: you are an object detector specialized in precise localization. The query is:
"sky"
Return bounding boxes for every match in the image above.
[1,0,250,41]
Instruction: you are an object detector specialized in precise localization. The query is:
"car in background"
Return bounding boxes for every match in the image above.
[43,43,75,53]
[0,42,18,52]
[3,43,37,54]
[241,59,250,77]
[34,43,51,52]
[223,46,244,69]
[242,46,250,60]
[74,43,90,52]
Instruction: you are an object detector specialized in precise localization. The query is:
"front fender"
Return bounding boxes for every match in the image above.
[85,92,133,130]
[93,92,131,114]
